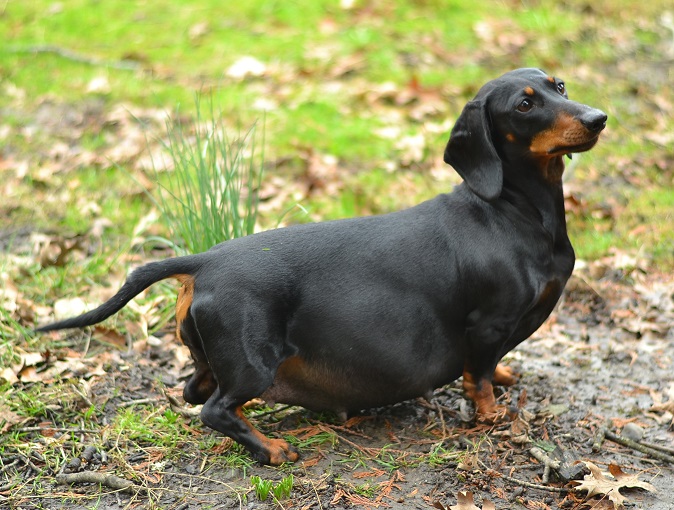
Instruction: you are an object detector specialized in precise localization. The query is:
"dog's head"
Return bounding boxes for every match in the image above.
[444,68,607,201]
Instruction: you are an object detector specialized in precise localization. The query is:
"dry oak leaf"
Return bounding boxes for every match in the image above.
[442,491,495,510]
[573,462,656,509]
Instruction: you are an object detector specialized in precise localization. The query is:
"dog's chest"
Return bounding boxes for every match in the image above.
[517,247,574,338]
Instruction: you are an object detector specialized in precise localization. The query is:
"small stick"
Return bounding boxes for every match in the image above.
[250,404,293,419]
[17,426,98,434]
[604,430,674,464]
[7,45,141,71]
[0,459,19,475]
[0,482,17,492]
[530,447,561,469]
[18,454,41,474]
[71,384,94,408]
[530,447,560,484]
[487,469,569,494]
[56,471,136,493]
[118,398,156,408]
[435,401,449,438]
[636,440,674,456]
[163,390,200,417]
[591,426,606,452]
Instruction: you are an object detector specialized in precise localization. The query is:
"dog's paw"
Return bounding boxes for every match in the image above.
[492,364,519,387]
[259,438,299,466]
[476,404,517,424]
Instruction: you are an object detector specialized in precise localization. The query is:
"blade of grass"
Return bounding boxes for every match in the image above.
[149,98,264,254]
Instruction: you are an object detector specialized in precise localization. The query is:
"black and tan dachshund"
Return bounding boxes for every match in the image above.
[37,68,607,465]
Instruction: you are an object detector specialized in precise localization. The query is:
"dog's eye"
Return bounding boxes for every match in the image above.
[557,82,566,95]
[517,99,533,112]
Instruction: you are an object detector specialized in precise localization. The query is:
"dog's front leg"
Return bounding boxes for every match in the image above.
[462,321,519,423]
[462,366,500,419]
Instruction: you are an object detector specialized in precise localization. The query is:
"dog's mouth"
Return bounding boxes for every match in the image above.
[548,135,600,156]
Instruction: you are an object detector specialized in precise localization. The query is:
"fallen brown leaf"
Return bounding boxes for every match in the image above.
[0,403,27,433]
[648,383,674,424]
[443,491,495,510]
[573,461,656,509]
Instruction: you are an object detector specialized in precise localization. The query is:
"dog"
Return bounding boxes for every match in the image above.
[37,68,607,465]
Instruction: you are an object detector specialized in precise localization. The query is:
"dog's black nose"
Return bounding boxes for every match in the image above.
[580,110,608,133]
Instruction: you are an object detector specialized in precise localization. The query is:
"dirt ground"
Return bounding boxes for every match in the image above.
[8,263,672,510]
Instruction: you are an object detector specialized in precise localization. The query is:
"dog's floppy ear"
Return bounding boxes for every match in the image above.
[443,99,503,202]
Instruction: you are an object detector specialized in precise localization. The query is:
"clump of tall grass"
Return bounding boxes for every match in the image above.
[150,100,264,254]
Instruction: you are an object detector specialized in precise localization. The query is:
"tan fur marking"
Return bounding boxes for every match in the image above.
[173,274,194,343]
[528,111,600,183]
[493,364,519,386]
[235,407,299,465]
[541,156,565,183]
[524,86,534,96]
[506,133,516,142]
[537,280,560,306]
[529,112,577,155]
[547,75,555,83]
[462,368,496,415]
[262,355,348,411]
[463,368,512,423]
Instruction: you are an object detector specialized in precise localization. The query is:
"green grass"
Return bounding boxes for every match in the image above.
[150,99,263,254]
[569,186,674,264]
[250,474,294,502]
[111,407,192,449]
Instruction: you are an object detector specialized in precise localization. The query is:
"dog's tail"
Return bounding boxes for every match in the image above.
[35,254,205,332]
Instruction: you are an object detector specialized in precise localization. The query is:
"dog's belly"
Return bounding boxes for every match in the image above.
[258,284,468,413]
[260,339,465,414]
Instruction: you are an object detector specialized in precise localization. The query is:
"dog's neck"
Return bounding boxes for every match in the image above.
[501,156,569,243]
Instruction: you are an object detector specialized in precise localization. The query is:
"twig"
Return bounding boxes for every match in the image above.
[0,481,17,492]
[325,428,407,457]
[480,459,569,494]
[250,404,293,419]
[18,454,41,474]
[0,459,19,475]
[163,390,200,417]
[417,398,459,419]
[81,329,92,358]
[603,429,674,464]
[118,398,156,408]
[305,473,328,510]
[591,426,606,452]
[71,383,94,408]
[317,422,373,441]
[436,401,448,438]
[7,45,141,71]
[530,447,560,484]
[56,471,137,493]
[416,399,452,438]
[17,426,98,434]
[489,469,570,494]
[636,440,674,456]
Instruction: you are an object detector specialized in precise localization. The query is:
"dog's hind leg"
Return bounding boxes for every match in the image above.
[180,311,217,405]
[200,388,299,465]
[174,277,217,405]
[191,298,298,465]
